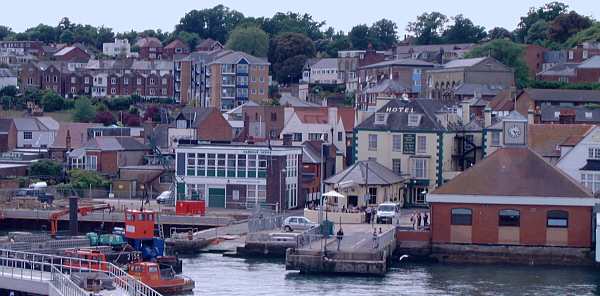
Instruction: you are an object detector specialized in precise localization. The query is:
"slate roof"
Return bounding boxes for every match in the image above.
[540,105,600,123]
[309,58,338,69]
[442,57,487,68]
[325,160,404,186]
[356,99,448,132]
[395,43,475,55]
[279,92,321,107]
[453,83,506,96]
[209,51,269,65]
[578,56,600,69]
[51,123,100,149]
[431,147,592,198]
[537,63,578,76]
[82,136,149,151]
[365,79,412,94]
[177,107,216,126]
[13,117,57,131]
[581,159,600,171]
[527,124,593,158]
[522,88,600,103]
[359,58,435,69]
[0,118,13,134]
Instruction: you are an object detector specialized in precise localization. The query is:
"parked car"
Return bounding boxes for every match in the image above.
[156,191,173,204]
[376,202,398,224]
[283,216,318,232]
[13,188,53,204]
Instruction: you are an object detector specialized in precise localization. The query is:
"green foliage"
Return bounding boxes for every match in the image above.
[72,97,96,123]
[548,11,593,44]
[344,91,356,107]
[466,39,529,88]
[317,32,351,57]
[488,27,513,40]
[269,32,315,84]
[261,12,325,40]
[104,96,132,111]
[368,19,398,50]
[40,90,65,112]
[171,31,200,49]
[407,12,449,45]
[69,169,110,190]
[0,85,17,97]
[226,25,269,57]
[514,2,569,43]
[0,25,13,40]
[30,160,62,178]
[95,111,116,126]
[528,80,600,90]
[349,25,371,49]
[442,14,487,43]
[565,23,600,49]
[526,20,549,45]
[175,5,245,43]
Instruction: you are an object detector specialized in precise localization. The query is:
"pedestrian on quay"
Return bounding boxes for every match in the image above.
[417,212,422,229]
[424,212,429,227]
[371,206,376,224]
[336,226,344,251]
[372,228,379,249]
[410,212,415,229]
[365,207,372,224]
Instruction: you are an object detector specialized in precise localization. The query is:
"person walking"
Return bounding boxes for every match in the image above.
[372,228,379,249]
[423,212,429,227]
[371,206,377,224]
[365,207,372,224]
[336,227,344,251]
[410,212,416,229]
[417,212,422,229]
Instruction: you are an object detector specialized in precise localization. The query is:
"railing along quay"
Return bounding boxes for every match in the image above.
[0,248,163,296]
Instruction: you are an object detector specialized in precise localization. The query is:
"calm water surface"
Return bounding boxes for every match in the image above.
[184,254,600,296]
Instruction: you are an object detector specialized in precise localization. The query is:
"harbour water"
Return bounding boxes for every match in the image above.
[185,254,600,296]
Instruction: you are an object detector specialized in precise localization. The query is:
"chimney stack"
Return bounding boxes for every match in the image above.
[484,107,492,128]
[65,129,72,151]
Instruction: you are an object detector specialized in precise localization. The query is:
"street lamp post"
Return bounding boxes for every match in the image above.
[280,168,286,214]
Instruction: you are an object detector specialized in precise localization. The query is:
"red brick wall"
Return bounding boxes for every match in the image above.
[431,202,592,247]
[397,230,431,242]
[197,110,233,142]
[576,68,600,84]
[524,45,547,77]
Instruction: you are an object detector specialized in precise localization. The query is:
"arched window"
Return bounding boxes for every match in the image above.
[499,209,520,226]
[547,210,568,228]
[451,208,472,225]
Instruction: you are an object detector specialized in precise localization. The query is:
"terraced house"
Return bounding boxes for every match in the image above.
[354,98,484,205]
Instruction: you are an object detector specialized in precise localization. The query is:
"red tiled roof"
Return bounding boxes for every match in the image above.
[337,107,355,131]
[51,122,100,149]
[164,39,188,49]
[432,147,592,198]
[294,108,328,124]
[528,124,593,157]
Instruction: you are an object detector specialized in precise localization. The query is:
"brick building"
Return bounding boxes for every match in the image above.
[163,39,190,60]
[136,37,163,60]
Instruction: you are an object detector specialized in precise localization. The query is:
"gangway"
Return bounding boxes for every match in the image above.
[0,248,163,296]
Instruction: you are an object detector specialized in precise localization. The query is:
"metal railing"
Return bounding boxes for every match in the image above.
[0,248,163,296]
[296,227,323,249]
[50,265,90,296]
[248,215,283,233]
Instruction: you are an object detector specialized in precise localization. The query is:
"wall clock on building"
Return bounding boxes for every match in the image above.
[503,121,527,146]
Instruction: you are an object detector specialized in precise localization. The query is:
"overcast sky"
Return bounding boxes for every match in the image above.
[2,0,598,35]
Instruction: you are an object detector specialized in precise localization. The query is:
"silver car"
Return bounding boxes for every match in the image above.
[283,216,318,232]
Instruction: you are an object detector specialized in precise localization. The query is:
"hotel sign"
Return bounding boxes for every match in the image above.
[241,149,272,155]
[403,134,416,154]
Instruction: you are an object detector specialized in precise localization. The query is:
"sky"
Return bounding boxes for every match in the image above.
[1,0,599,36]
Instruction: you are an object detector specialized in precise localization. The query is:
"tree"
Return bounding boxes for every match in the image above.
[349,25,371,49]
[123,113,141,127]
[488,27,513,40]
[319,32,351,57]
[525,20,549,45]
[30,160,62,178]
[40,90,65,112]
[172,31,200,49]
[261,12,325,40]
[565,23,600,48]
[548,11,593,44]
[72,97,96,122]
[176,5,245,43]
[143,105,160,122]
[24,24,59,43]
[407,12,449,45]
[466,39,529,88]
[95,111,116,126]
[268,32,316,84]
[69,169,110,191]
[369,19,398,50]
[0,25,13,40]
[515,2,569,42]
[226,26,269,57]
[442,15,487,43]
[0,85,17,97]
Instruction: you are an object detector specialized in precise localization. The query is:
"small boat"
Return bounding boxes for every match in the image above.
[128,261,194,294]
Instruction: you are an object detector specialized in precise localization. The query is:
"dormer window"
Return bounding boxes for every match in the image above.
[374,113,388,125]
[408,113,422,127]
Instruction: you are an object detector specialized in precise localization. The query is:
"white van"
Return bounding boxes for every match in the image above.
[376,202,398,224]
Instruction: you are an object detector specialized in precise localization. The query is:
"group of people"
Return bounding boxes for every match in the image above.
[410,211,429,230]
[365,206,378,224]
